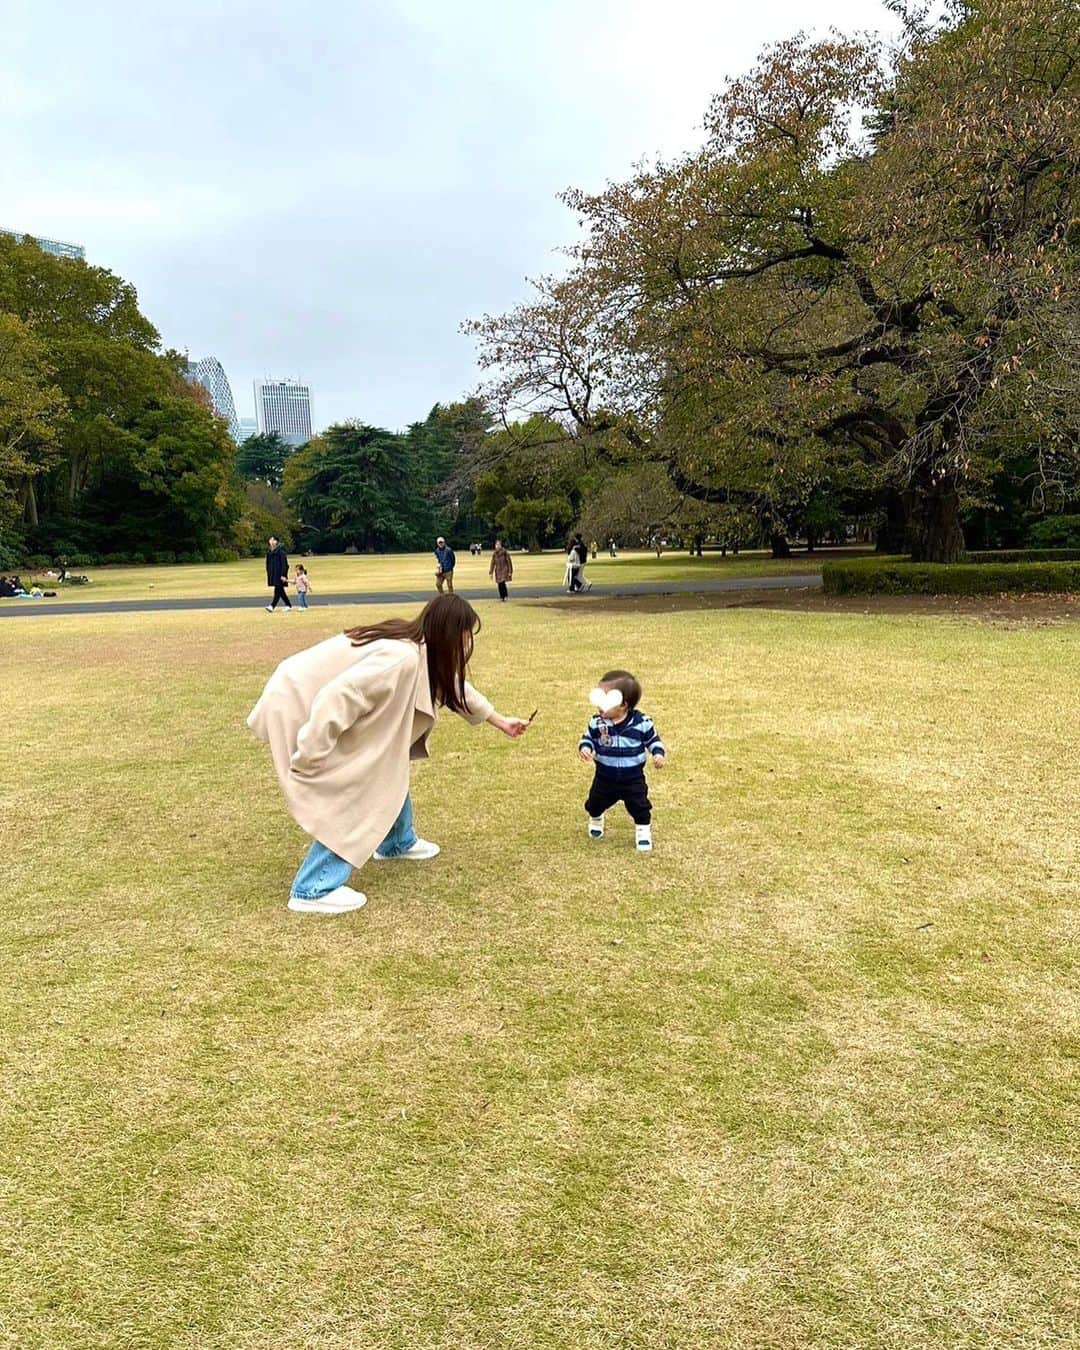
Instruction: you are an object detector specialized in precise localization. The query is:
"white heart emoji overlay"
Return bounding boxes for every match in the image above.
[589,687,624,713]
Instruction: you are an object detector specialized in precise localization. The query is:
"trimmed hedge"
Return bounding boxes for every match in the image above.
[822,555,1080,596]
[965,548,1080,564]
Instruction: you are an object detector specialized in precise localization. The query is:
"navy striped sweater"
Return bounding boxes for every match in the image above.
[579,708,666,779]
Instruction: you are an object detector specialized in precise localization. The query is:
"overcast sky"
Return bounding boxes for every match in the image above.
[3,0,901,432]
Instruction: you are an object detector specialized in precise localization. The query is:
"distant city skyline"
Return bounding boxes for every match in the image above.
[1,227,84,260]
[184,356,241,442]
[255,378,312,447]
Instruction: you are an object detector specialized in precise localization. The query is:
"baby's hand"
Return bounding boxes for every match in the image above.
[579,748,595,764]
[652,754,666,769]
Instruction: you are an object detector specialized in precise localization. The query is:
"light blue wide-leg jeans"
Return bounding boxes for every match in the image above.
[289,795,418,899]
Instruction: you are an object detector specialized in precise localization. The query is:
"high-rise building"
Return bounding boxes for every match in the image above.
[185,357,241,443]
[1,228,85,260]
[238,417,257,443]
[254,378,312,447]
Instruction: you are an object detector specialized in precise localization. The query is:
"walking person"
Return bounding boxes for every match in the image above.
[564,541,579,592]
[565,533,588,592]
[247,595,532,914]
[265,536,292,611]
[488,538,513,601]
[294,564,311,609]
[434,536,456,593]
[578,669,666,853]
[575,534,593,591]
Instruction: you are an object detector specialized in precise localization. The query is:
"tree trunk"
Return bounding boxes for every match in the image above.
[19,477,39,527]
[876,489,908,554]
[906,478,965,563]
[770,532,791,559]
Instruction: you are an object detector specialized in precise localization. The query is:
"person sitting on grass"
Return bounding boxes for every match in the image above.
[247,594,532,915]
[578,669,665,853]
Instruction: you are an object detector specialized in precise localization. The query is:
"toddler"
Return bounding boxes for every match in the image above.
[294,564,311,608]
[578,669,665,852]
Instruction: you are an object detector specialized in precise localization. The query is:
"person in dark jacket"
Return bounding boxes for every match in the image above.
[567,534,588,592]
[265,536,292,611]
[434,537,456,593]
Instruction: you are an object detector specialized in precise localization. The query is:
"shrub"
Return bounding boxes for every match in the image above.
[965,548,1080,564]
[822,556,1080,596]
[1025,515,1080,550]
[204,547,240,564]
[0,536,25,569]
[175,551,204,565]
[67,553,94,567]
[152,550,177,565]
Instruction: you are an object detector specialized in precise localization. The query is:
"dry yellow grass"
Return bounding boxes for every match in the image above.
[1,601,1076,1348]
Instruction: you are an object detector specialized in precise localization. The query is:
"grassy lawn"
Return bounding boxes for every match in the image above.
[10,548,832,606]
[2,602,1076,1347]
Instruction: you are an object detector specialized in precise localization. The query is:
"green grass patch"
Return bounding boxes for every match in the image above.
[2,603,1076,1346]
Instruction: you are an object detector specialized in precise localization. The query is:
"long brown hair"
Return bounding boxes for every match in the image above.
[344,594,480,713]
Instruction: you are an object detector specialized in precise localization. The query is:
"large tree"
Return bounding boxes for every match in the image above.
[235,432,291,490]
[283,421,424,552]
[86,384,244,556]
[0,234,244,558]
[0,314,66,558]
[469,0,1080,561]
[406,398,496,539]
[470,416,592,550]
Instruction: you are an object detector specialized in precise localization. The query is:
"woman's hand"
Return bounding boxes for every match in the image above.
[488,713,530,739]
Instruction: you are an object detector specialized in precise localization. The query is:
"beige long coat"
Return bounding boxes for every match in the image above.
[247,635,493,867]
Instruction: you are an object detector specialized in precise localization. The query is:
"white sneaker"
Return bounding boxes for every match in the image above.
[635,825,653,853]
[287,885,368,914]
[265,605,274,612]
[588,816,605,839]
[372,838,441,861]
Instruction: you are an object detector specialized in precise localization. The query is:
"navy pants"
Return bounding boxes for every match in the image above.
[585,772,652,825]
